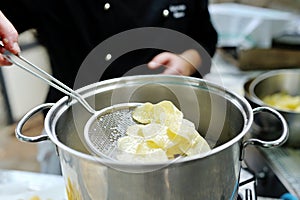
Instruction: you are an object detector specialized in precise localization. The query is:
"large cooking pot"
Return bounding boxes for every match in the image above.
[16,75,288,200]
[247,69,300,148]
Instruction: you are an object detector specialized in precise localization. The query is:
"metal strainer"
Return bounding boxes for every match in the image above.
[84,103,143,159]
[4,51,141,160]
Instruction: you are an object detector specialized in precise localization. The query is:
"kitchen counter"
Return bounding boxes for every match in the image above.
[0,169,66,200]
[0,168,294,200]
[205,49,265,95]
[245,146,300,198]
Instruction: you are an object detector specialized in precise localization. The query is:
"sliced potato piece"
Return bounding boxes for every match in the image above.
[132,102,154,124]
[153,101,183,132]
[117,136,143,154]
[181,135,211,156]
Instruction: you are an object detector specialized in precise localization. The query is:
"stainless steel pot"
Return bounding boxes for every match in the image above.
[16,75,288,200]
[248,69,300,148]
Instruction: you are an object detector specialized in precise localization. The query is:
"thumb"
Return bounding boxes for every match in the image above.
[0,11,20,54]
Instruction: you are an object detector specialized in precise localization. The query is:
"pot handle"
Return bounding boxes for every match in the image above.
[243,106,289,149]
[15,103,55,143]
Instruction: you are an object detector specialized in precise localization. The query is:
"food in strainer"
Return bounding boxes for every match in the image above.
[262,92,300,112]
[117,101,210,162]
[133,100,183,132]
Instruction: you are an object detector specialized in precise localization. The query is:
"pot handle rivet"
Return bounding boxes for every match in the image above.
[15,103,54,143]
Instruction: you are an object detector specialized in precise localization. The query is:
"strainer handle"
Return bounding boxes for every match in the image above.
[15,103,54,143]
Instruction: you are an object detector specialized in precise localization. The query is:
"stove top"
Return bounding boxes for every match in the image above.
[239,168,256,200]
[245,146,300,199]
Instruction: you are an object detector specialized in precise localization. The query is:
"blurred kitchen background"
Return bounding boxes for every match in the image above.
[0,0,300,198]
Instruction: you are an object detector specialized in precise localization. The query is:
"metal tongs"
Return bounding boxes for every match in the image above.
[3,50,95,114]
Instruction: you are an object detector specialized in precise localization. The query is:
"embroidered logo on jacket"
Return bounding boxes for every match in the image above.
[169,4,186,19]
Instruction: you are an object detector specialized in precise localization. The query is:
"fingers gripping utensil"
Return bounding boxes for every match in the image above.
[3,51,142,159]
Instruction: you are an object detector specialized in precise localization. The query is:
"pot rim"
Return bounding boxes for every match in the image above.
[45,75,253,166]
[248,69,300,114]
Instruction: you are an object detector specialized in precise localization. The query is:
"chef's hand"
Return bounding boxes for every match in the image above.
[0,11,21,66]
[148,49,201,76]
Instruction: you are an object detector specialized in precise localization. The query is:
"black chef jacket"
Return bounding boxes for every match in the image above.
[2,0,218,104]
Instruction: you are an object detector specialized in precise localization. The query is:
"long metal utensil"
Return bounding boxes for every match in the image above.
[3,50,142,160]
[3,51,95,114]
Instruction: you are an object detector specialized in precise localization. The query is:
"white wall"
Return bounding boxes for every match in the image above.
[1,30,51,122]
